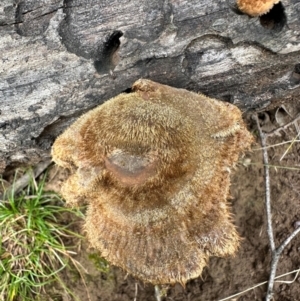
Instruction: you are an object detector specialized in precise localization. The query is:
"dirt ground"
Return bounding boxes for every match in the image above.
[34,101,300,301]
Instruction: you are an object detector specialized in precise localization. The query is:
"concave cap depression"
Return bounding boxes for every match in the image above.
[52,79,253,285]
[236,0,280,16]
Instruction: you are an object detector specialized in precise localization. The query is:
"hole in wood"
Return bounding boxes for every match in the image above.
[294,63,300,75]
[122,87,132,93]
[290,63,300,85]
[259,2,286,32]
[94,30,123,74]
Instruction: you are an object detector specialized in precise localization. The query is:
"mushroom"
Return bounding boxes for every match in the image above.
[236,0,280,17]
[52,79,253,285]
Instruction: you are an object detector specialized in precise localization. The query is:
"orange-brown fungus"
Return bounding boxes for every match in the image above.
[51,79,253,285]
[237,0,280,16]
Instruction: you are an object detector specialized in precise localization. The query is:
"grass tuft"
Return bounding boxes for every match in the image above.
[0,171,84,301]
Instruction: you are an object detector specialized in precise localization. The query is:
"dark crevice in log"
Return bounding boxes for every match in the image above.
[94,30,123,74]
[259,2,287,32]
[290,63,300,86]
[122,88,133,93]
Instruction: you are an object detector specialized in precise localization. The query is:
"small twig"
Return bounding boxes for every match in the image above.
[254,114,275,252]
[255,113,300,301]
[253,140,300,151]
[154,285,162,301]
[244,162,300,171]
[266,226,300,301]
[279,132,300,161]
[266,113,300,138]
[134,282,138,301]
[218,268,300,301]
[69,256,92,301]
[1,159,52,201]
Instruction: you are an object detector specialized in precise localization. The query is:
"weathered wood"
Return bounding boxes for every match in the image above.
[0,0,300,173]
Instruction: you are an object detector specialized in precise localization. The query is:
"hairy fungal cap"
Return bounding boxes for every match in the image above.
[51,79,253,285]
[236,0,280,16]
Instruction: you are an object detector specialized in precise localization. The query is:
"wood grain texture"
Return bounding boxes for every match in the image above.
[0,0,300,173]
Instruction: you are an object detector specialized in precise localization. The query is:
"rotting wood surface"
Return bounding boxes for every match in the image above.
[0,0,300,173]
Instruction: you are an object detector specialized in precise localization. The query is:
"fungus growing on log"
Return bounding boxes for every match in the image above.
[51,79,253,285]
[237,0,280,16]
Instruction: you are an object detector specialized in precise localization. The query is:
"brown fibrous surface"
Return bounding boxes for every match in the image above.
[51,79,253,285]
[236,0,280,16]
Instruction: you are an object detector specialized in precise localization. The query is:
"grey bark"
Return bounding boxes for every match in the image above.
[0,0,300,174]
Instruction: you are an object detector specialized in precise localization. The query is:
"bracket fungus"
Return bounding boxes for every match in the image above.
[236,0,280,16]
[52,79,253,285]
